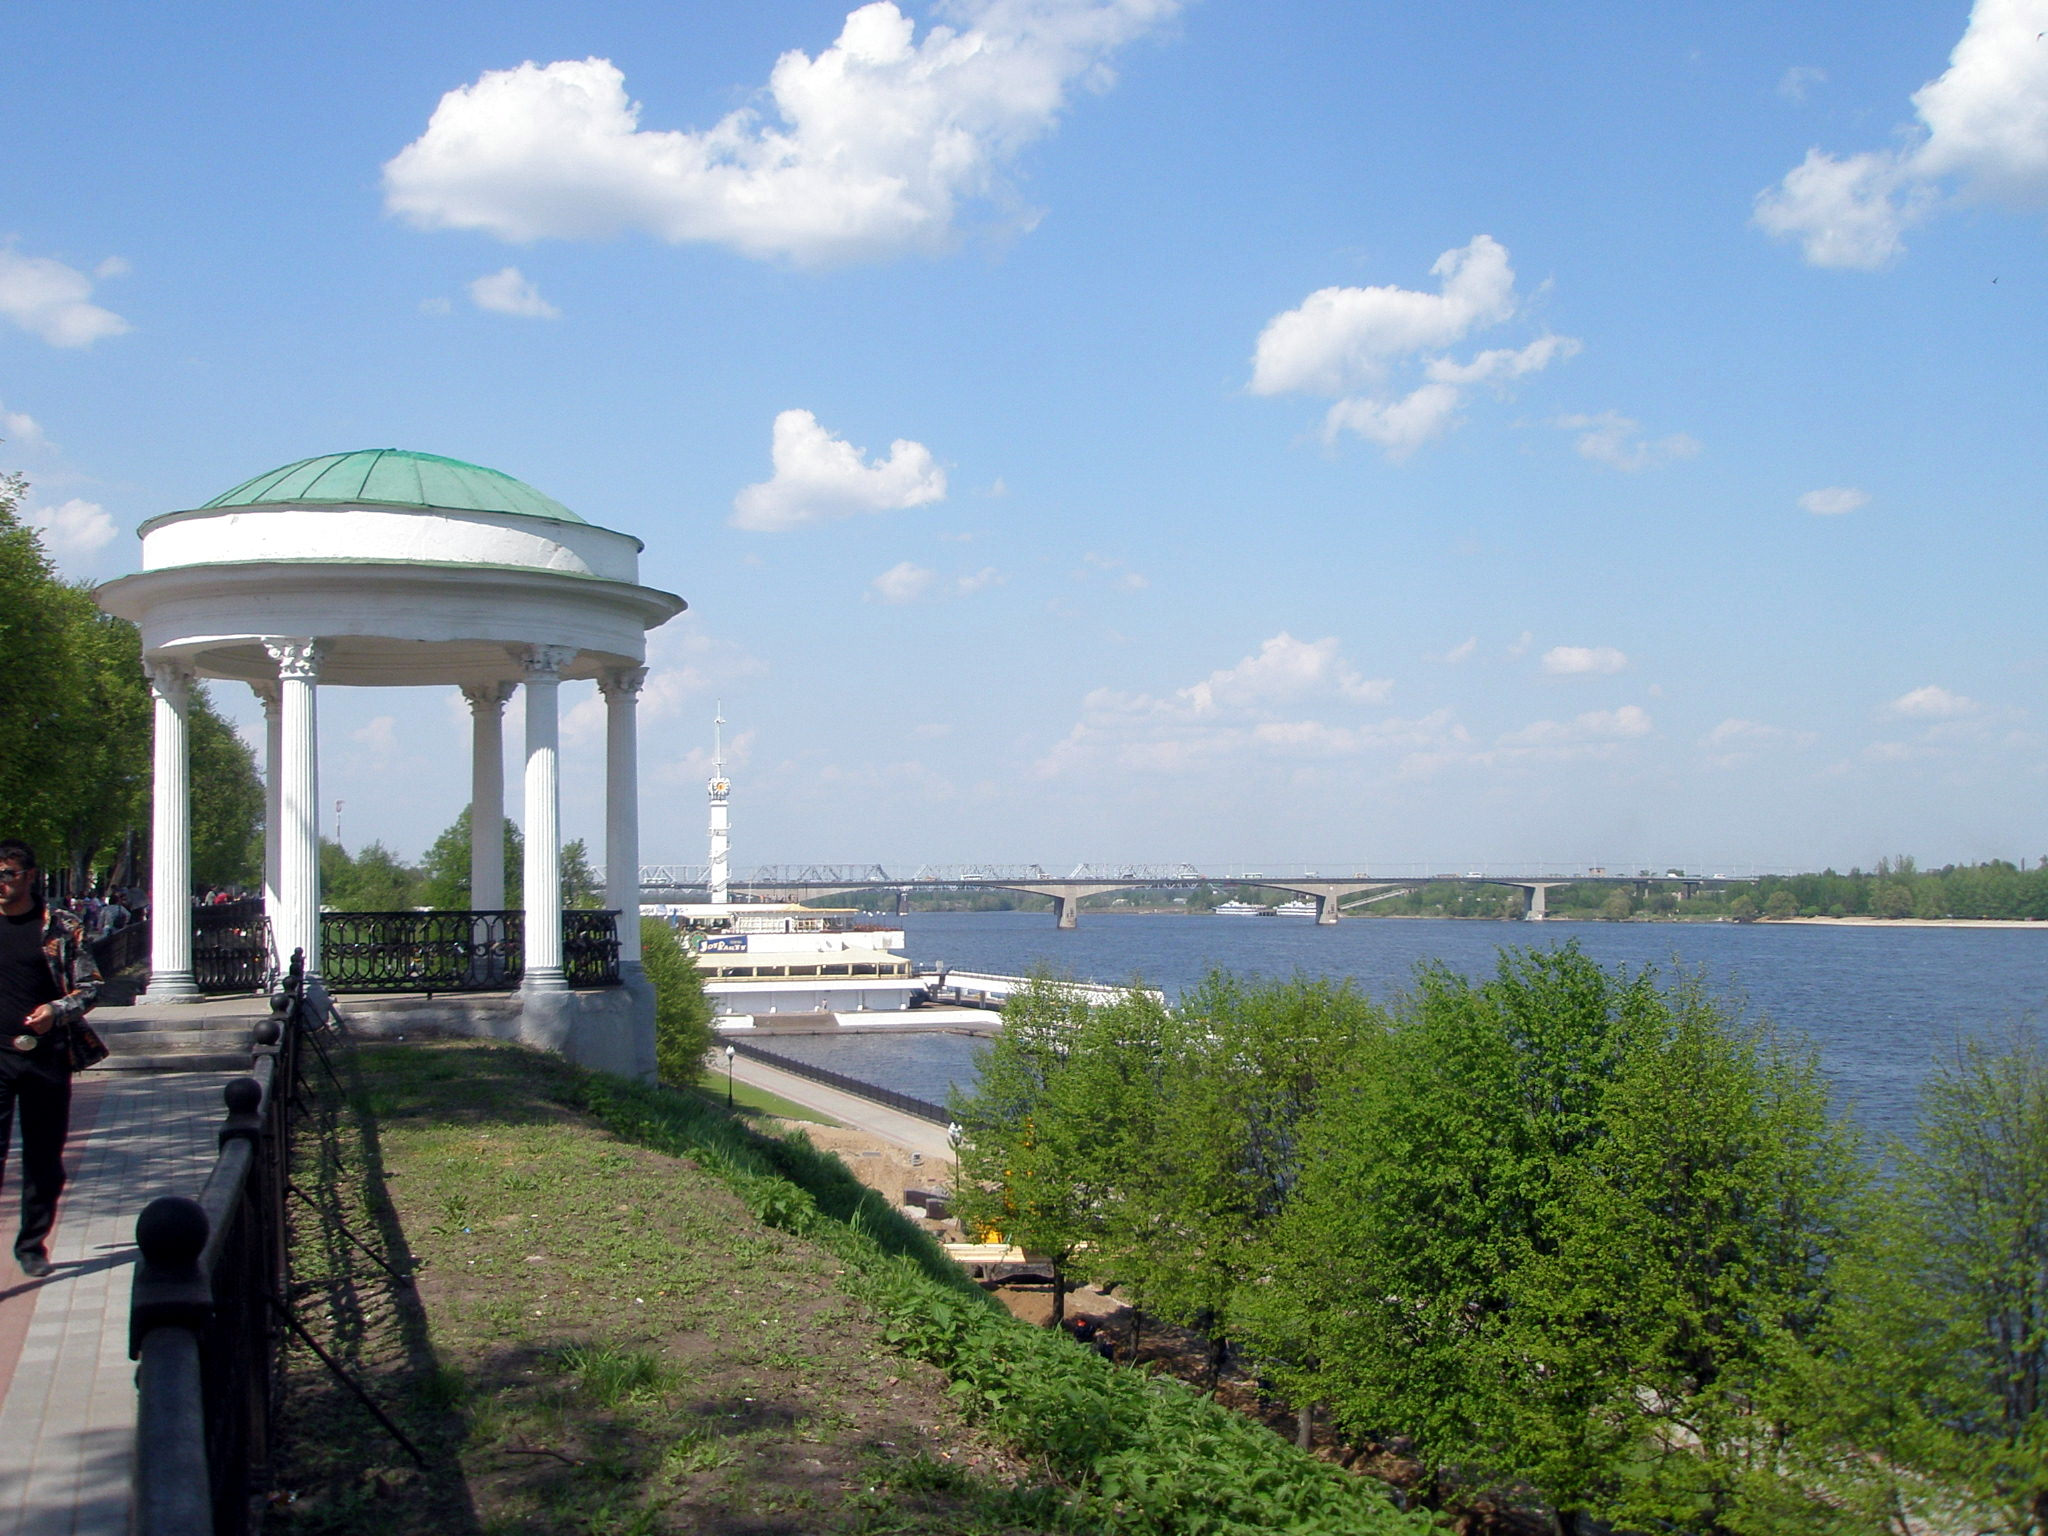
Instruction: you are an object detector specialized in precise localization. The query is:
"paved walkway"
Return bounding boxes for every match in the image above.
[0,1070,238,1535]
[723,1050,959,1162]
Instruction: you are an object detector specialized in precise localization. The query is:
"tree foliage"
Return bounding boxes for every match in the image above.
[642,917,715,1087]
[418,807,524,910]
[946,946,1971,1531]
[1811,1031,2048,1534]
[0,476,261,889]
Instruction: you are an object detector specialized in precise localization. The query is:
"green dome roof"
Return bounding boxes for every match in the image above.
[201,449,584,525]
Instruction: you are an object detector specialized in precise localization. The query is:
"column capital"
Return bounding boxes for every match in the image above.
[597,666,649,700]
[263,638,326,682]
[520,644,577,682]
[142,656,194,701]
[248,678,280,713]
[460,680,518,714]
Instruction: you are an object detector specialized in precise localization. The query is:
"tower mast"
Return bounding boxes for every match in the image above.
[707,705,730,906]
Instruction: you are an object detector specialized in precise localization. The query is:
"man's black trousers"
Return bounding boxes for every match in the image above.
[0,1047,69,1261]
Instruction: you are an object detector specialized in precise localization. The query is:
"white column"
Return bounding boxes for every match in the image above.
[251,681,282,922]
[142,658,200,1003]
[521,646,574,991]
[599,668,648,971]
[264,639,325,978]
[461,683,514,909]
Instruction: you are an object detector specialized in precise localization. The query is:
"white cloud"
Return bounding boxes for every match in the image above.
[25,498,117,561]
[732,408,946,531]
[468,266,560,318]
[1439,636,1479,664]
[953,565,1003,595]
[1249,236,1577,459]
[1321,382,1463,459]
[0,405,48,450]
[351,716,401,764]
[1556,411,1700,471]
[1756,0,2048,268]
[871,561,1005,603]
[1779,66,1828,104]
[1251,236,1517,396]
[871,561,937,603]
[1754,149,1927,269]
[0,245,130,347]
[1886,684,1979,718]
[1425,334,1580,386]
[1497,705,1652,748]
[1541,644,1628,676]
[381,0,1179,266]
[1035,632,1404,775]
[419,296,452,316]
[1800,485,1868,515]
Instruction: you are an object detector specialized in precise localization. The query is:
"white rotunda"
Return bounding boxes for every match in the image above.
[96,449,685,1078]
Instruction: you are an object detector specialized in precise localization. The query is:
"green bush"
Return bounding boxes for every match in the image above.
[639,917,714,1086]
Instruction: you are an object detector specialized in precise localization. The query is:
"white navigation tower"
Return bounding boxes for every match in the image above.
[707,705,731,905]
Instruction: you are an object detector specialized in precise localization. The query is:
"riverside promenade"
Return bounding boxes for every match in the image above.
[0,1069,239,1534]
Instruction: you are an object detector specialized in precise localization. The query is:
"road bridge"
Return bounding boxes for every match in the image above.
[638,864,1754,927]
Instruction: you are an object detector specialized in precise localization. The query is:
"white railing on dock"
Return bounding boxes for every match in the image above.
[918,970,1160,1009]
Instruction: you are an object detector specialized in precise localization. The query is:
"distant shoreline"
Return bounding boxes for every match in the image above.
[943,909,2048,930]
[1767,915,2046,930]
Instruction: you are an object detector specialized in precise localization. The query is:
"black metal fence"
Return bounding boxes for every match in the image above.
[316,909,621,992]
[196,900,271,994]
[728,1037,953,1125]
[92,918,149,978]
[130,965,299,1534]
[130,955,423,1536]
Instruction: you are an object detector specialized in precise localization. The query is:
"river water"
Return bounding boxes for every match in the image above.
[750,913,2048,1142]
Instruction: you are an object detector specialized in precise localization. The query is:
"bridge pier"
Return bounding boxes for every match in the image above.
[1258,881,1417,924]
[1054,892,1080,930]
[1502,881,1566,921]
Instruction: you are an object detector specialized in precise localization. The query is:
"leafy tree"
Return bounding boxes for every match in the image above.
[642,917,714,1087]
[1600,890,1633,921]
[418,807,523,909]
[321,840,420,911]
[1765,888,1800,920]
[561,837,602,909]
[1815,1032,2048,1534]
[950,978,1106,1325]
[1124,974,1378,1387]
[1252,947,1861,1530]
[1506,989,1861,1532]
[0,477,259,891]
[186,686,263,887]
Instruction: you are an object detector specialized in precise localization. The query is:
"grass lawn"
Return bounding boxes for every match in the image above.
[684,1077,840,1127]
[271,1039,1049,1534]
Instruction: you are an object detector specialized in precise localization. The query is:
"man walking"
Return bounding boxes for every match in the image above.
[0,839,100,1278]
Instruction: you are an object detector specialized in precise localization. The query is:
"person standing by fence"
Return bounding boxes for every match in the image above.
[0,838,101,1278]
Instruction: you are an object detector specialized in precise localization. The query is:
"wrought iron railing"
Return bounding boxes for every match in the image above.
[563,909,623,988]
[92,917,150,978]
[316,910,621,993]
[196,900,270,994]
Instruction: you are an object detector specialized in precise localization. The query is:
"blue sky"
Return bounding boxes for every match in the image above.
[4,0,2044,875]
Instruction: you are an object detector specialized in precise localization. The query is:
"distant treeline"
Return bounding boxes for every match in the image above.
[950,953,2048,1534]
[321,808,602,912]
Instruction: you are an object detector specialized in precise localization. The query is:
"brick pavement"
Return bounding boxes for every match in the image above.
[0,1071,237,1535]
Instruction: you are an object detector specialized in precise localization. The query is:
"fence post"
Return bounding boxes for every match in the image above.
[131,1195,214,1536]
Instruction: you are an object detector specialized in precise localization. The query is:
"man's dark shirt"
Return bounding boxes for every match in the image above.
[0,909,59,1032]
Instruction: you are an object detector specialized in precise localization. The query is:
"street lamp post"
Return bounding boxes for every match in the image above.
[725,1043,736,1108]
